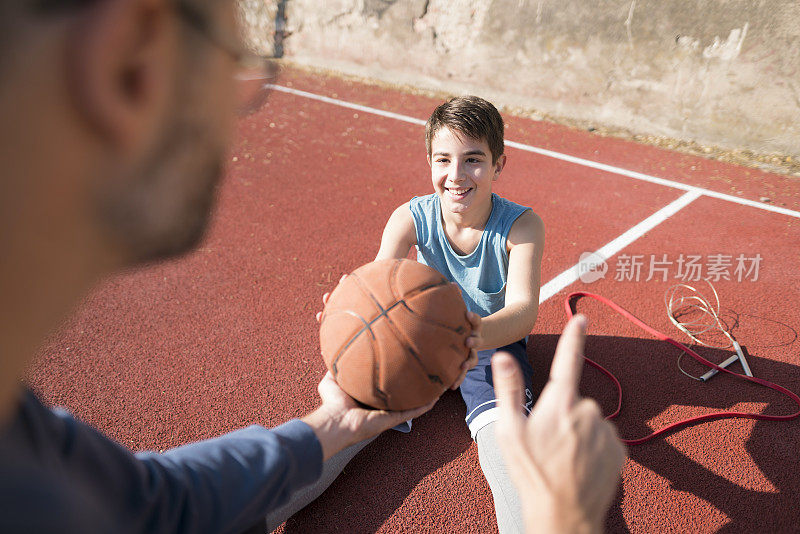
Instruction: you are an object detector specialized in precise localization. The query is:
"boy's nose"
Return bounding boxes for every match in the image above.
[449,162,467,181]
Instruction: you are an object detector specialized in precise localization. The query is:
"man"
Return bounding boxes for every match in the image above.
[0,1,445,532]
[0,0,624,532]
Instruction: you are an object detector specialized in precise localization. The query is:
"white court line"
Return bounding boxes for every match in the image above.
[267,84,426,126]
[267,84,800,219]
[538,190,702,303]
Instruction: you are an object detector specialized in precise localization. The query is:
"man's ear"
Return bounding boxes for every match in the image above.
[66,0,176,152]
[493,154,506,180]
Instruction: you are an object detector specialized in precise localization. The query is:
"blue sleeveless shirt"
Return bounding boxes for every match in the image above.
[409,193,531,317]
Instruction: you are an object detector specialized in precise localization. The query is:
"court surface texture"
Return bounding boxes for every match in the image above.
[29,65,800,533]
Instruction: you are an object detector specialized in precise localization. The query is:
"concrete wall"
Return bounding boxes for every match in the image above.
[235,0,277,56]
[238,0,800,156]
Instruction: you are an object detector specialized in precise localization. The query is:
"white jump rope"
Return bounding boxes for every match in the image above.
[665,282,753,382]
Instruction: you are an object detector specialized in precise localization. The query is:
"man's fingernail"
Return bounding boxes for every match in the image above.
[493,357,516,377]
[574,314,588,330]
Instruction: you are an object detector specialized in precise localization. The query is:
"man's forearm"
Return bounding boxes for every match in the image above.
[478,302,538,350]
[301,407,352,462]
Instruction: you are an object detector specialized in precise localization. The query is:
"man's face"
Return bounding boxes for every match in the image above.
[428,127,502,216]
[96,1,238,264]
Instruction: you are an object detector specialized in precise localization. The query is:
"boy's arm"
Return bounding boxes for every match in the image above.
[478,210,544,350]
[375,202,417,260]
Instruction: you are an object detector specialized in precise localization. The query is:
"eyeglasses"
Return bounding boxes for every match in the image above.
[34,0,277,116]
[175,0,278,116]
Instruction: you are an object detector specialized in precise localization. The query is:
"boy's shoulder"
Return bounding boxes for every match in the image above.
[492,193,530,212]
[507,206,544,249]
[491,194,539,228]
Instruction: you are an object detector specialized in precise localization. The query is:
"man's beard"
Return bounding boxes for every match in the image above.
[95,117,225,266]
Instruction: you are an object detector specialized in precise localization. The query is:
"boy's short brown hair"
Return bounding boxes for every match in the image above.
[425,96,505,164]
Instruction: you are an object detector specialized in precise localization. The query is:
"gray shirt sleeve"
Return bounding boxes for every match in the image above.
[0,390,323,534]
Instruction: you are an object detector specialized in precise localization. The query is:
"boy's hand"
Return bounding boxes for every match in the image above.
[315,274,347,323]
[450,311,481,390]
[491,315,626,533]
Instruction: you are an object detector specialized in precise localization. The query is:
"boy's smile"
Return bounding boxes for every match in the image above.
[428,127,505,222]
[445,186,473,200]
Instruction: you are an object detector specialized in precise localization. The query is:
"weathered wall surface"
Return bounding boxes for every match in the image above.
[236,0,277,56]
[239,0,800,156]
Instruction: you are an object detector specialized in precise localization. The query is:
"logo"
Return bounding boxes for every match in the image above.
[577,252,608,283]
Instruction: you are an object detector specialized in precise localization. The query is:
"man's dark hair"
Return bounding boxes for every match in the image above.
[0,1,93,83]
[34,0,98,10]
[425,95,505,164]
[0,0,212,84]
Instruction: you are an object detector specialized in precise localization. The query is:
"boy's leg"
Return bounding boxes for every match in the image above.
[476,421,524,534]
[263,436,376,532]
[460,339,534,534]
[461,339,534,439]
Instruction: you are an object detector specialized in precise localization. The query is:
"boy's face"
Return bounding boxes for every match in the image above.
[428,127,505,217]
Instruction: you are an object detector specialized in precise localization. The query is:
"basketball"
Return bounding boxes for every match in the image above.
[319,259,472,411]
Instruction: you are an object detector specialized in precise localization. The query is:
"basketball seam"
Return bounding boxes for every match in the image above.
[387,260,448,386]
[349,272,394,408]
[350,274,389,408]
[398,281,451,302]
[328,310,375,376]
[350,271,387,314]
[391,260,469,336]
[353,263,441,403]
[381,306,442,386]
[386,312,449,386]
[396,299,468,335]
[388,259,448,302]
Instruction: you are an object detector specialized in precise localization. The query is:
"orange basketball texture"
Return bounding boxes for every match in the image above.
[319,259,471,411]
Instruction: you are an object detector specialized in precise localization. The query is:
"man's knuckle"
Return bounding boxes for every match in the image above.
[576,398,602,419]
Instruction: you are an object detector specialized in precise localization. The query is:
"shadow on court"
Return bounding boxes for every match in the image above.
[528,331,800,533]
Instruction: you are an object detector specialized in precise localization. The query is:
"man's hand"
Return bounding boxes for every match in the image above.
[301,372,436,461]
[450,311,481,390]
[491,315,626,534]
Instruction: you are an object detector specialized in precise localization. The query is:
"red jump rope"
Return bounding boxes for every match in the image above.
[564,290,800,445]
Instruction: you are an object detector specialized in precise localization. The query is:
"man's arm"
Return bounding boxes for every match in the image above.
[141,375,432,532]
[9,390,323,534]
[375,202,417,261]
[477,210,544,350]
[11,376,433,534]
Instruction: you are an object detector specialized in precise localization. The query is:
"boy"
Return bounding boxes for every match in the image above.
[375,95,544,533]
[296,96,543,534]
